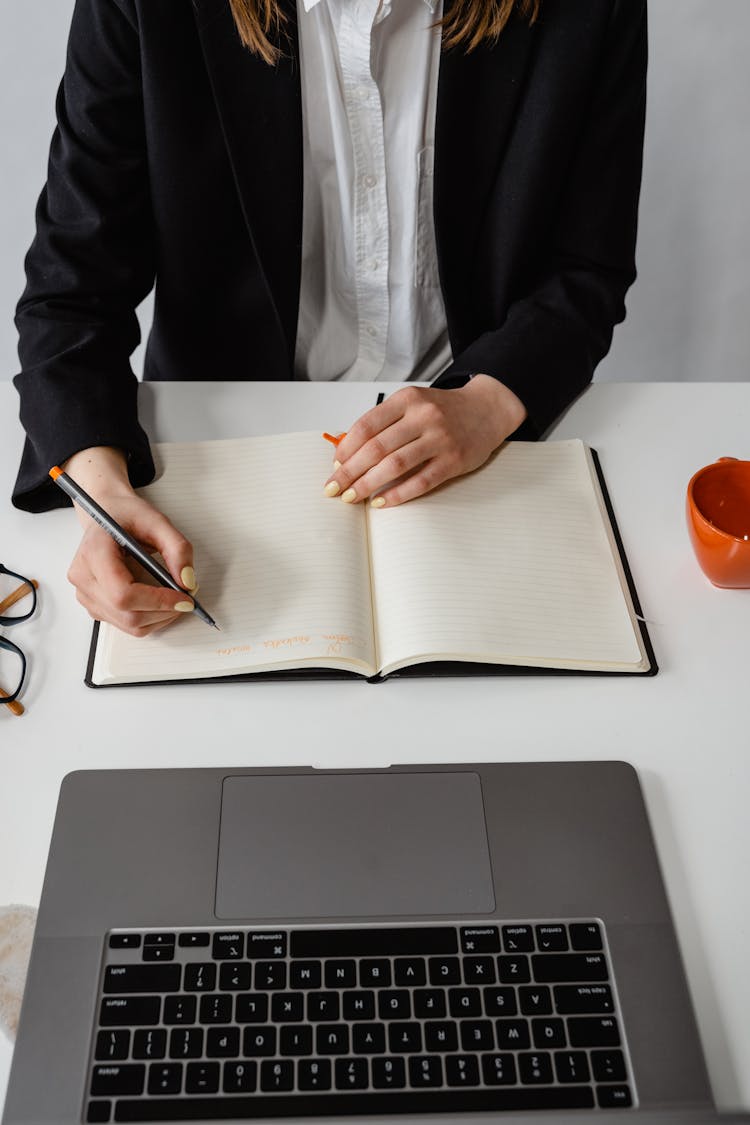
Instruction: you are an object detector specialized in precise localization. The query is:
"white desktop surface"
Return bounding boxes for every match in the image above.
[0,381,748,1112]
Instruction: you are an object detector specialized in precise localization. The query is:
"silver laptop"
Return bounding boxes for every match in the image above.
[3,761,739,1124]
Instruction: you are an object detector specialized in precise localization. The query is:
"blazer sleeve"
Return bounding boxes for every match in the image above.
[12,0,156,512]
[434,0,648,438]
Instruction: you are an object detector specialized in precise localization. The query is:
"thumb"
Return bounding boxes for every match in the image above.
[129,506,196,592]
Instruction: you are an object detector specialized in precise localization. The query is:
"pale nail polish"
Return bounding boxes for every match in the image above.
[324,481,341,497]
[181,566,197,590]
[174,601,194,612]
[371,496,386,508]
[341,488,357,503]
[333,460,342,471]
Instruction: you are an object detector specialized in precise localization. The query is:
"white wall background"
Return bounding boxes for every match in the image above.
[1,0,749,383]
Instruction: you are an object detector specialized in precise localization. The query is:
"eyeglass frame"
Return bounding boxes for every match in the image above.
[0,562,38,705]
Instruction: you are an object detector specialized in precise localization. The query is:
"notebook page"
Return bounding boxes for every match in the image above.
[91,432,376,684]
[368,440,646,674]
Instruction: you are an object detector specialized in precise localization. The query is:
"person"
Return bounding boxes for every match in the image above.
[11,0,647,637]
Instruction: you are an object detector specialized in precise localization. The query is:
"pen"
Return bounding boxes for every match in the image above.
[48,466,219,629]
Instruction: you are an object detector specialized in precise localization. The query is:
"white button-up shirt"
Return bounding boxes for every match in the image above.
[294,0,452,383]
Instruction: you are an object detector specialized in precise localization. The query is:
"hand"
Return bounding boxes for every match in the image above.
[324,375,527,507]
[64,447,198,637]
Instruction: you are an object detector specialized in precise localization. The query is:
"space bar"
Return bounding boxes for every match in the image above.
[114,1087,595,1120]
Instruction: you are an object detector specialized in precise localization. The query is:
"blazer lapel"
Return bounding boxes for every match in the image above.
[192,0,303,360]
[434,9,538,317]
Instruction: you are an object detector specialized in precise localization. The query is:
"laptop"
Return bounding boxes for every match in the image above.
[2,761,740,1124]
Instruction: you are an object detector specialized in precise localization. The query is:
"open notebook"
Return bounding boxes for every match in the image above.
[86,434,655,686]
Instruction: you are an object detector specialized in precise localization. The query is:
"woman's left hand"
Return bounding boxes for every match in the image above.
[324,375,528,507]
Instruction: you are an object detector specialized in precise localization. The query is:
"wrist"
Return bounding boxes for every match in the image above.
[62,447,134,506]
[465,374,528,437]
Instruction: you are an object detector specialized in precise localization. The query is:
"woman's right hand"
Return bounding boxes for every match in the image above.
[63,446,198,637]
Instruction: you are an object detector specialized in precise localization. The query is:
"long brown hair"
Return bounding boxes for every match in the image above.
[227,0,541,66]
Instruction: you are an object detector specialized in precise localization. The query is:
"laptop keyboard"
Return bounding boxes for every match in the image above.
[86,921,634,1122]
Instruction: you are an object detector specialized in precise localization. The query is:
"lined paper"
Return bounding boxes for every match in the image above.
[92,433,376,684]
[367,440,646,674]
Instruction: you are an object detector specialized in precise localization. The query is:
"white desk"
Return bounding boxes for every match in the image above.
[1,381,749,1113]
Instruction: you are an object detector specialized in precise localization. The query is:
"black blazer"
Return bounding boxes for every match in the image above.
[12,0,647,511]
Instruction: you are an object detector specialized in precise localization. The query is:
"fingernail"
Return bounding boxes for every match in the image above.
[341,488,357,503]
[371,496,386,508]
[181,566,197,590]
[324,481,341,498]
[333,460,342,471]
[175,601,194,612]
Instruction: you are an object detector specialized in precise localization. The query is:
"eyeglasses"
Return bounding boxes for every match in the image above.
[0,563,39,717]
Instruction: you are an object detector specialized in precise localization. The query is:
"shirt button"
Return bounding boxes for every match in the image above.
[363,174,378,189]
[364,324,377,337]
[369,259,379,271]
[355,86,369,100]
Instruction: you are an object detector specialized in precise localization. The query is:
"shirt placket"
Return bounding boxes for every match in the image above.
[336,0,390,376]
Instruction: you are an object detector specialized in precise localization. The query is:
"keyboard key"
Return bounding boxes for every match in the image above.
[212,932,245,960]
[260,1060,294,1091]
[461,926,500,954]
[185,1062,220,1094]
[446,1054,480,1086]
[235,993,268,1023]
[448,987,482,1018]
[460,1019,494,1051]
[109,933,141,949]
[568,1016,621,1047]
[290,926,458,958]
[495,1018,531,1050]
[280,1025,313,1055]
[325,960,357,989]
[481,1053,517,1086]
[308,991,340,1021]
[86,1102,111,1123]
[199,994,233,1024]
[464,956,496,985]
[424,1020,458,1052]
[484,987,517,1017]
[428,957,461,986]
[569,922,603,951]
[178,932,210,948]
[132,1029,166,1060]
[222,1060,257,1093]
[519,1051,554,1084]
[497,955,531,984]
[352,1023,386,1054]
[142,945,174,963]
[360,959,391,988]
[290,961,321,989]
[243,1026,277,1056]
[206,1027,240,1058]
[184,963,216,992]
[90,1065,145,1097]
[99,996,160,1026]
[147,1063,182,1095]
[536,924,568,952]
[163,995,196,1024]
[531,1017,567,1048]
[103,964,180,994]
[519,986,553,1015]
[414,989,446,1018]
[336,1058,369,1089]
[532,953,608,983]
[343,990,375,1021]
[372,1057,406,1089]
[591,1049,627,1082]
[168,1028,203,1059]
[316,1024,349,1055]
[255,960,287,990]
[95,1030,130,1061]
[394,958,426,986]
[298,1059,332,1091]
[501,925,534,952]
[378,990,411,1020]
[408,1056,443,1088]
[144,933,175,947]
[272,992,305,1022]
[554,984,613,1014]
[555,1050,591,1084]
[597,1084,633,1108]
[219,962,251,991]
[388,1022,422,1053]
[247,931,287,959]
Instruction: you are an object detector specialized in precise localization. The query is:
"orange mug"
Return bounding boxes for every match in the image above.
[686,457,750,587]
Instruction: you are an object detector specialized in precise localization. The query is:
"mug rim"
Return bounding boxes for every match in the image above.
[687,458,750,544]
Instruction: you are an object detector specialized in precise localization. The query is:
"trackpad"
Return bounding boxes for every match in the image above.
[215,772,494,919]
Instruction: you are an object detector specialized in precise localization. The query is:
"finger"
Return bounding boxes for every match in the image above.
[325,419,422,499]
[368,457,454,508]
[336,437,434,503]
[76,583,183,637]
[124,508,196,590]
[334,391,414,463]
[84,528,196,617]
